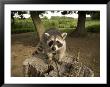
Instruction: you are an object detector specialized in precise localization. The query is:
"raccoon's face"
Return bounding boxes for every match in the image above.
[45,32,67,52]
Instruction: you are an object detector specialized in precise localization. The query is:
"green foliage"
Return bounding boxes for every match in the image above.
[90,12,100,20]
[86,24,100,33]
[11,16,100,34]
[43,16,76,29]
[60,28,76,34]
[11,18,35,33]
[85,20,100,33]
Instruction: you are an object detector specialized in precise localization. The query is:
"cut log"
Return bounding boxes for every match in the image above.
[22,54,94,77]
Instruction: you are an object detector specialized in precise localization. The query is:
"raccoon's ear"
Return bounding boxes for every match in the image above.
[45,33,50,37]
[61,33,67,40]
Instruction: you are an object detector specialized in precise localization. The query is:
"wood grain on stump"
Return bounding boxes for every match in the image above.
[23,54,94,77]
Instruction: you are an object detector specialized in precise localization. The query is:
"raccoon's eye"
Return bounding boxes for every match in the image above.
[56,41,63,47]
[56,41,60,43]
[48,41,53,47]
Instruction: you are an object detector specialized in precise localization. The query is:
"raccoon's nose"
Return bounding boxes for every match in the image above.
[52,47,56,51]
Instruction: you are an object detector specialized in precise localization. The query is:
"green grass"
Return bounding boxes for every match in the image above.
[85,20,100,27]
[85,20,100,33]
[11,18,100,34]
[86,24,100,33]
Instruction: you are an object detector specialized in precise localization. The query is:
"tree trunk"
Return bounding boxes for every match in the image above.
[30,11,45,41]
[23,53,94,77]
[76,11,87,36]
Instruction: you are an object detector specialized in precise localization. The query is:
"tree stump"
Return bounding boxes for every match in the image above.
[22,53,94,77]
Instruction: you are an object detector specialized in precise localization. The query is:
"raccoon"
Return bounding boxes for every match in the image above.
[32,28,67,62]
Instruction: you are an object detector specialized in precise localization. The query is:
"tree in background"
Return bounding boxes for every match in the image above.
[11,11,46,41]
[30,11,45,40]
[90,11,100,20]
[61,11,87,36]
[11,11,26,25]
[76,11,86,36]
[61,11,100,36]
[11,11,100,39]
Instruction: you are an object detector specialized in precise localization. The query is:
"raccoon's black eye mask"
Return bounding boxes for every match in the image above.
[56,41,63,47]
[48,40,63,48]
[48,41,54,47]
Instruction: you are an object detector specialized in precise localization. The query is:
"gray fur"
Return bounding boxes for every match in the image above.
[33,28,67,62]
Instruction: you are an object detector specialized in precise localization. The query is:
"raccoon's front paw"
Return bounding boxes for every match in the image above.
[32,50,38,56]
[44,65,54,74]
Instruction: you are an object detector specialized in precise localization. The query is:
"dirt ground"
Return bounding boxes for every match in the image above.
[11,32,100,77]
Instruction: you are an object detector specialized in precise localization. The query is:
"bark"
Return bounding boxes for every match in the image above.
[23,53,94,77]
[76,11,87,36]
[30,11,45,41]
